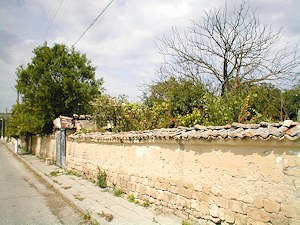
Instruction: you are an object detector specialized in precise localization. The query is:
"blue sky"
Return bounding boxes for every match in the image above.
[0,0,299,113]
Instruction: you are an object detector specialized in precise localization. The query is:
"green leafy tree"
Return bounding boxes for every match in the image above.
[247,84,281,121]
[13,43,103,134]
[92,94,175,132]
[282,84,300,121]
[142,77,206,117]
[92,94,126,131]
[8,102,44,137]
[176,83,286,127]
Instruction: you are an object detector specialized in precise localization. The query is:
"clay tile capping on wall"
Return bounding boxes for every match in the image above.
[68,120,300,143]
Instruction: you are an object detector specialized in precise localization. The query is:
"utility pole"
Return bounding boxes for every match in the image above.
[1,118,3,140]
[5,107,7,142]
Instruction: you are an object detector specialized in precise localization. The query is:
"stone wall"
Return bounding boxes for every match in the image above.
[31,134,56,161]
[66,138,300,225]
[24,121,300,224]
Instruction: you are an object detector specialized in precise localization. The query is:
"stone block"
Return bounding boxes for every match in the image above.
[289,219,300,225]
[262,198,280,213]
[198,201,210,215]
[222,186,244,200]
[185,198,191,209]
[142,177,149,185]
[140,184,147,194]
[192,209,203,219]
[149,196,155,204]
[239,194,254,204]
[169,178,179,186]
[183,182,194,189]
[193,183,203,192]
[169,193,176,204]
[211,185,222,196]
[190,199,197,208]
[191,200,208,214]
[208,220,219,225]
[224,210,235,223]
[209,203,219,218]
[220,222,229,225]
[163,191,171,202]
[254,196,264,209]
[192,190,199,200]
[160,182,169,191]
[148,178,155,187]
[149,188,157,198]
[176,195,187,207]
[136,183,142,192]
[138,177,144,184]
[188,214,196,221]
[202,184,211,195]
[270,213,289,225]
[247,207,270,222]
[214,196,229,209]
[270,169,284,183]
[145,185,151,195]
[235,213,247,225]
[169,202,176,209]
[246,218,268,225]
[170,185,179,194]
[180,187,193,199]
[154,181,161,189]
[161,200,168,207]
[218,207,225,220]
[219,174,233,183]
[229,200,247,214]
[281,203,300,218]
[197,218,207,225]
[197,192,210,202]
[156,190,165,201]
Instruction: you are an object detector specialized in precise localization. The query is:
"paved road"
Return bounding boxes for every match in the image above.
[0,143,85,225]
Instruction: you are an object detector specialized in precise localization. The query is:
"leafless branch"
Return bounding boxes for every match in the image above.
[156,2,300,95]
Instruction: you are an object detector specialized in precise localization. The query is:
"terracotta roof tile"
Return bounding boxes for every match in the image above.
[69,120,300,143]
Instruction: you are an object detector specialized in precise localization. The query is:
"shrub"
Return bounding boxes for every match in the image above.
[66,170,81,177]
[83,211,91,221]
[96,168,107,188]
[127,194,135,203]
[50,170,59,177]
[99,211,114,222]
[182,221,191,225]
[143,199,150,207]
[113,187,124,197]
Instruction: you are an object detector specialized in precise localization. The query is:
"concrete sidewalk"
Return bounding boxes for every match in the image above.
[4,142,182,225]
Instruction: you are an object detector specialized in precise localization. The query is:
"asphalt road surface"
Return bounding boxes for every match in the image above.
[0,143,85,225]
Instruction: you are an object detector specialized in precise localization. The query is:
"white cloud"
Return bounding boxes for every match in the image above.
[0,0,299,112]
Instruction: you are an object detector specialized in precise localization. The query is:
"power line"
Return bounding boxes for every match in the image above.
[72,0,114,47]
[47,0,72,41]
[39,1,55,43]
[42,0,64,42]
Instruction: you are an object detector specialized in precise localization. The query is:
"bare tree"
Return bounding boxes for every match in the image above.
[157,2,299,95]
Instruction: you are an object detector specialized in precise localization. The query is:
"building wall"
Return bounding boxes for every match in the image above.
[65,138,300,224]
